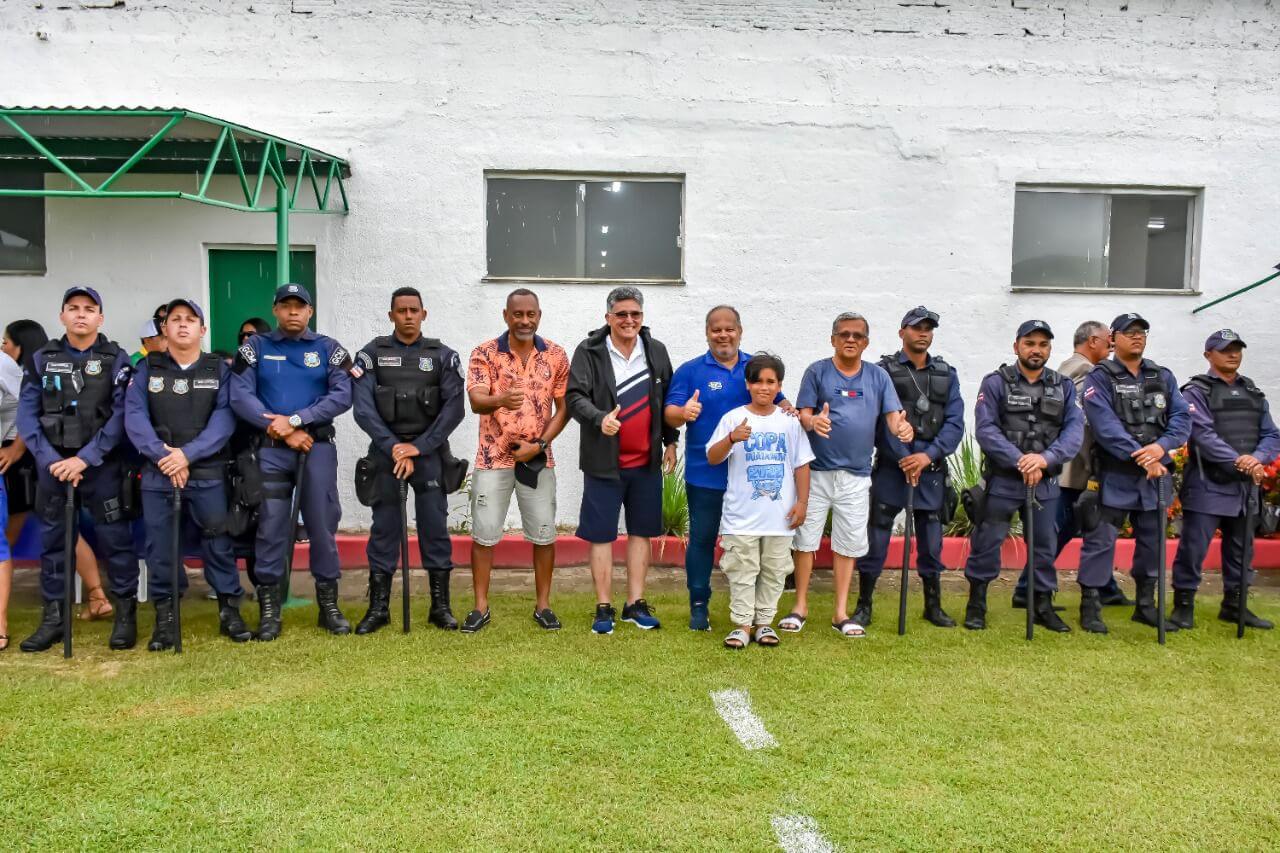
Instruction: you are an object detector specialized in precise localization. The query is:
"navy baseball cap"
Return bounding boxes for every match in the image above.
[273,283,313,306]
[901,306,940,328]
[1110,312,1150,332]
[165,297,206,326]
[1205,329,1246,351]
[1015,319,1054,339]
[62,285,102,308]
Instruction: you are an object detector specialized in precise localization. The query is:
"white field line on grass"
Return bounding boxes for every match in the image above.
[709,688,777,750]
[771,815,840,853]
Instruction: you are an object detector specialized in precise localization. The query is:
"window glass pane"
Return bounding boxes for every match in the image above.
[1108,195,1189,290]
[0,173,46,274]
[486,179,582,278]
[583,181,681,280]
[1011,191,1106,289]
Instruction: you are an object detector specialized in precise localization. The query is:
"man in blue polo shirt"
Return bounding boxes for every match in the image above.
[664,305,791,631]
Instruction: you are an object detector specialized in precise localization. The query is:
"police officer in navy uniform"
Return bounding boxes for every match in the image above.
[1169,329,1279,629]
[1078,313,1191,634]
[124,298,251,650]
[18,286,139,652]
[857,306,964,628]
[230,284,354,640]
[351,286,465,633]
[963,320,1083,633]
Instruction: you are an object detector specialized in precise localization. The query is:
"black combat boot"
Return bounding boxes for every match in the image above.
[851,572,876,628]
[1079,587,1108,634]
[109,595,138,650]
[921,575,955,627]
[1219,587,1274,630]
[19,600,65,653]
[963,580,988,630]
[1033,591,1071,633]
[217,593,252,642]
[255,583,283,642]
[427,568,459,630]
[148,598,176,652]
[1168,588,1196,630]
[1013,583,1063,611]
[1131,577,1179,631]
[355,571,392,635]
[315,580,351,635]
[1098,578,1136,607]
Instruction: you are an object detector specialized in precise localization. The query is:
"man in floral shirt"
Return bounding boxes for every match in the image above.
[464,289,569,632]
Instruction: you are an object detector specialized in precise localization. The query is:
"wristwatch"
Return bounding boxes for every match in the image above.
[288,414,303,429]
[534,438,548,452]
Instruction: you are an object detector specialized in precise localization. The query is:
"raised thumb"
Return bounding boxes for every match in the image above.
[821,402,830,416]
[690,389,700,402]
[610,405,621,418]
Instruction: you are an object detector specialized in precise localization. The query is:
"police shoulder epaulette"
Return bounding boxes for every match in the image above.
[1041,367,1063,386]
[1181,374,1214,396]
[145,351,168,370]
[997,363,1018,384]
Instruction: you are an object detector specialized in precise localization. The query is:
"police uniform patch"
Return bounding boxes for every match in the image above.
[419,357,433,372]
[450,352,462,376]
[238,344,257,365]
[84,359,102,376]
[357,351,374,370]
[378,356,402,367]
[349,366,364,379]
[193,379,219,390]
[115,367,132,386]
[330,347,348,367]
[1153,393,1166,410]
[148,376,165,393]
[173,378,190,395]
[45,361,72,374]
[304,351,321,368]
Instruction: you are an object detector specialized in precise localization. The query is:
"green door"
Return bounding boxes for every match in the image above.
[208,249,317,354]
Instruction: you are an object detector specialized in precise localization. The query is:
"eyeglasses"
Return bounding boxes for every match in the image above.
[835,331,868,342]
[610,311,643,320]
[1117,329,1149,339]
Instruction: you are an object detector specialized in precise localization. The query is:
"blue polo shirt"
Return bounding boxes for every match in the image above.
[795,358,901,475]
[667,350,777,490]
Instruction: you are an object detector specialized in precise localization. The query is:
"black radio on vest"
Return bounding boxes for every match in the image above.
[371,336,445,440]
[144,351,228,479]
[880,355,951,443]
[36,336,121,451]
[993,364,1065,474]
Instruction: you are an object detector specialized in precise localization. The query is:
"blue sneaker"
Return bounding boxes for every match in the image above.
[592,603,616,635]
[689,601,711,632]
[622,599,661,630]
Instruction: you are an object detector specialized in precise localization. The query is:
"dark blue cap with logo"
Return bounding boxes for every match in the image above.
[901,306,940,328]
[1110,312,1150,332]
[1015,319,1053,339]
[62,285,103,308]
[165,297,206,326]
[1205,329,1246,351]
[273,283,313,306]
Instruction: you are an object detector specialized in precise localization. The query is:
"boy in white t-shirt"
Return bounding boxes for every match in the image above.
[707,354,814,648]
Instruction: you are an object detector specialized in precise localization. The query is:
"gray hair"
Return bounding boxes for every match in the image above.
[606,286,644,312]
[831,311,869,336]
[1073,320,1106,347]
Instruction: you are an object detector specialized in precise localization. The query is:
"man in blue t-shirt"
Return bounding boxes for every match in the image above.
[664,305,791,631]
[784,312,912,638]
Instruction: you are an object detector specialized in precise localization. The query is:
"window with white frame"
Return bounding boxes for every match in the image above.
[0,173,46,274]
[1011,186,1198,291]
[485,173,683,282]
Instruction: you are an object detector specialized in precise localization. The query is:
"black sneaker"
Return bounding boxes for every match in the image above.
[621,599,661,630]
[532,608,562,630]
[460,609,490,634]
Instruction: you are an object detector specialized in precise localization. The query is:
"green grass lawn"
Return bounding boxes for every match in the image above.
[2,584,1279,851]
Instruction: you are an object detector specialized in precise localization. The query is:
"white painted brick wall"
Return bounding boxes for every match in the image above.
[2,0,1278,531]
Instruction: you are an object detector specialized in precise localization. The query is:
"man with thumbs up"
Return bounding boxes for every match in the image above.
[665,305,792,631]
[567,286,678,635]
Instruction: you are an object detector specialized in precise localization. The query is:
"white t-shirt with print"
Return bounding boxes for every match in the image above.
[708,405,815,536]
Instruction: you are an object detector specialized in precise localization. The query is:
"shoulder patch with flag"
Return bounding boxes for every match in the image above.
[1084,385,1096,399]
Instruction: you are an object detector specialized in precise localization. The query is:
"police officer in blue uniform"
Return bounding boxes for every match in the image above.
[1078,313,1191,634]
[351,286,465,634]
[230,284,354,640]
[963,320,1083,633]
[1169,329,1279,630]
[124,298,251,650]
[18,286,139,652]
[857,307,964,628]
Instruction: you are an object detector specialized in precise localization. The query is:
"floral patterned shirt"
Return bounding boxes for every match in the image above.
[467,332,569,470]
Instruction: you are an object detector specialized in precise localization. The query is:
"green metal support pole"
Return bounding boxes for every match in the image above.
[1192,267,1280,314]
[276,182,291,286]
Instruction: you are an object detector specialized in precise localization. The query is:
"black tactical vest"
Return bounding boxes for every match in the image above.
[880,354,952,443]
[1098,358,1169,446]
[371,336,444,440]
[145,352,228,478]
[35,335,123,451]
[1183,372,1264,483]
[995,364,1066,468]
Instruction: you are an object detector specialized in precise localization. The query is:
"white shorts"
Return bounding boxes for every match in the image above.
[792,469,870,558]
